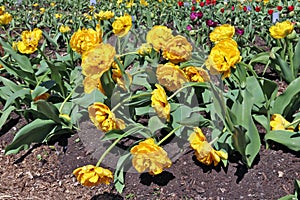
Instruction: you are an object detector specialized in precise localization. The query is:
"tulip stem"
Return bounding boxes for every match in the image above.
[209,136,219,145]
[130,69,146,76]
[59,87,76,113]
[118,51,138,57]
[111,92,151,113]
[96,131,128,167]
[285,118,300,129]
[157,125,183,146]
[167,82,201,101]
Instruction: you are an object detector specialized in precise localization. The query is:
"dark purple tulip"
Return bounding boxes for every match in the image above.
[236,28,244,35]
[190,12,198,21]
[186,25,192,31]
[197,11,203,19]
[206,19,217,27]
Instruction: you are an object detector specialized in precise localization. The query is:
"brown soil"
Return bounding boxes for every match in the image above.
[1,118,300,200]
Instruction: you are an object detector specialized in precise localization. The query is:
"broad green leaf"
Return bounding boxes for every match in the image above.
[31,81,55,99]
[0,86,13,99]
[171,104,193,136]
[260,78,278,103]
[177,112,210,127]
[209,83,227,123]
[48,62,66,97]
[111,91,121,108]
[253,114,269,132]
[132,75,151,89]
[278,195,297,200]
[272,77,300,118]
[272,53,294,83]
[292,39,300,76]
[249,52,270,65]
[0,106,16,128]
[72,89,106,108]
[123,54,138,68]
[101,70,115,98]
[3,89,31,110]
[265,130,300,152]
[35,60,49,76]
[42,31,59,50]
[44,127,73,143]
[232,125,250,163]
[114,153,131,193]
[148,116,167,133]
[0,40,33,73]
[5,119,57,155]
[0,58,36,84]
[0,76,23,92]
[101,129,124,141]
[295,179,300,197]
[231,87,261,167]
[36,101,62,124]
[209,83,234,132]
[135,106,152,116]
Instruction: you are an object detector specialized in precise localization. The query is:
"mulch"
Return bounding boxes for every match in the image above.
[1,118,300,199]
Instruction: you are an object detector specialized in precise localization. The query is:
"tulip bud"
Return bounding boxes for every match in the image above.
[269,52,276,59]
[189,30,196,36]
[287,30,297,40]
[288,11,294,17]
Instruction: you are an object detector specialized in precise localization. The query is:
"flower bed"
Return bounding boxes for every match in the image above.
[0,0,299,198]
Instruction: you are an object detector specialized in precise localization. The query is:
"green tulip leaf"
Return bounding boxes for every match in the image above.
[0,39,33,73]
[36,101,62,124]
[230,86,261,167]
[292,39,300,75]
[148,116,167,133]
[0,106,16,129]
[265,130,300,152]
[5,119,57,155]
[272,77,300,119]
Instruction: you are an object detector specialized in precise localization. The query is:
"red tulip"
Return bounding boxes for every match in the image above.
[288,5,294,12]
[231,6,235,11]
[255,6,261,12]
[277,6,283,11]
[191,6,196,11]
[206,19,217,27]
[199,2,205,7]
[220,8,224,13]
[268,9,274,15]
[235,28,244,36]
[243,6,247,12]
[197,11,203,19]
[178,1,183,7]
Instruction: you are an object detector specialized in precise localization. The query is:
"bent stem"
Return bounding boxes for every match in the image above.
[118,51,138,57]
[111,92,151,113]
[167,82,201,101]
[96,132,128,167]
[209,136,219,145]
[59,86,76,113]
[285,118,300,129]
[157,125,183,146]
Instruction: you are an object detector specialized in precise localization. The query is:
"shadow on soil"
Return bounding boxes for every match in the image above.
[139,171,175,186]
[91,192,123,200]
